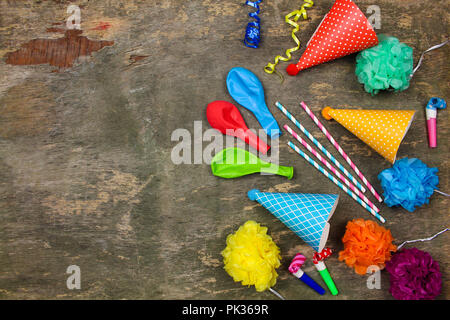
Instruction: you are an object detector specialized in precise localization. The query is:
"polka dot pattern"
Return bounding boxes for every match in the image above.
[328,108,416,164]
[296,0,378,71]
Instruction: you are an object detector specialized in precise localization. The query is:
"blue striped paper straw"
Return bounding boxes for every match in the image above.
[285,124,380,213]
[288,141,385,223]
[276,101,366,194]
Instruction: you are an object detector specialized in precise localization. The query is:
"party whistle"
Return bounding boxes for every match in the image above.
[313,248,338,296]
[289,253,325,295]
[426,97,446,148]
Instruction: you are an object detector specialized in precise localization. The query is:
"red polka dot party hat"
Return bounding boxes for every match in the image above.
[286,0,378,76]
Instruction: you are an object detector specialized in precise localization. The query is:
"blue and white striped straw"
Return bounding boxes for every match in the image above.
[288,141,385,223]
[276,102,366,194]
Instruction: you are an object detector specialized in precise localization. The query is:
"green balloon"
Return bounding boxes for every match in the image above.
[211,148,294,179]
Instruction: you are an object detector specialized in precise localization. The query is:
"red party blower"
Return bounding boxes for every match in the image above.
[207,101,270,154]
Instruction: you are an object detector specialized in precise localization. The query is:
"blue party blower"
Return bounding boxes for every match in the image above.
[226,67,281,139]
[289,253,325,295]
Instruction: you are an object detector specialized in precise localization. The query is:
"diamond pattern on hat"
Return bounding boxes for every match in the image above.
[248,190,339,252]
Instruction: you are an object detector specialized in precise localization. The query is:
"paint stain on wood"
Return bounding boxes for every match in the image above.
[4,29,114,69]
[90,22,112,31]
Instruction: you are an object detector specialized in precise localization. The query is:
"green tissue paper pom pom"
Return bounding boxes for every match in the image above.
[355,35,413,95]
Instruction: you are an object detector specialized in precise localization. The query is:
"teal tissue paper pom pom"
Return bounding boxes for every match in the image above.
[355,35,413,95]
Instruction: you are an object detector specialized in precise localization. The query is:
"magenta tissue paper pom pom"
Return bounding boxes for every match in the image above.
[385,248,442,300]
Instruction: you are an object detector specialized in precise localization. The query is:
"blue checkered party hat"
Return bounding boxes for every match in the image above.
[248,189,339,252]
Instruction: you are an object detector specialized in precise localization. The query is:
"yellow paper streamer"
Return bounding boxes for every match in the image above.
[264,0,314,81]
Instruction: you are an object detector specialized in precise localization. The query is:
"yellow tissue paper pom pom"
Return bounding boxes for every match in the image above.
[221,220,281,292]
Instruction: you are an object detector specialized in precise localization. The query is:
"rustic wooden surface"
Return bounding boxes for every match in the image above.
[0,0,448,300]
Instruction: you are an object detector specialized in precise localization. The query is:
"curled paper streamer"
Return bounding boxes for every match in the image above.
[397,228,449,250]
[411,39,449,77]
[264,0,314,81]
[244,0,262,48]
[434,189,450,197]
[269,288,285,300]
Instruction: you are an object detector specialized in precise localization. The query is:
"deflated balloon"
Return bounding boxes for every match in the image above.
[227,67,281,139]
[211,147,293,179]
[206,100,270,154]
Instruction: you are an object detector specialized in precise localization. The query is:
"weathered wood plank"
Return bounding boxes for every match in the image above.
[0,0,448,299]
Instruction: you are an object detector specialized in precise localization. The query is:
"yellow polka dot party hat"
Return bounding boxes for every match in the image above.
[322,107,415,164]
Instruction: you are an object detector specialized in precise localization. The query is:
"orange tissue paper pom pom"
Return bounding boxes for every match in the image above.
[339,219,397,275]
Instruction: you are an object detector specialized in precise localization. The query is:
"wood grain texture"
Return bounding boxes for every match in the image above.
[5,30,114,69]
[0,0,448,299]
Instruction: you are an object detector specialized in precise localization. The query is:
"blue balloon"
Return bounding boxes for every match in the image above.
[226,67,281,139]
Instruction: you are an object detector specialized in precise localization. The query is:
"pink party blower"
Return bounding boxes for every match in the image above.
[426,98,446,148]
[289,253,325,295]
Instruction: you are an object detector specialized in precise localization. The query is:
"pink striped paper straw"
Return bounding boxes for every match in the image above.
[299,102,383,203]
[288,141,385,223]
[284,124,380,213]
[275,102,366,193]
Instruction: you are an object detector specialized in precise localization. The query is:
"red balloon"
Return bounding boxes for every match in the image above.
[207,101,270,154]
